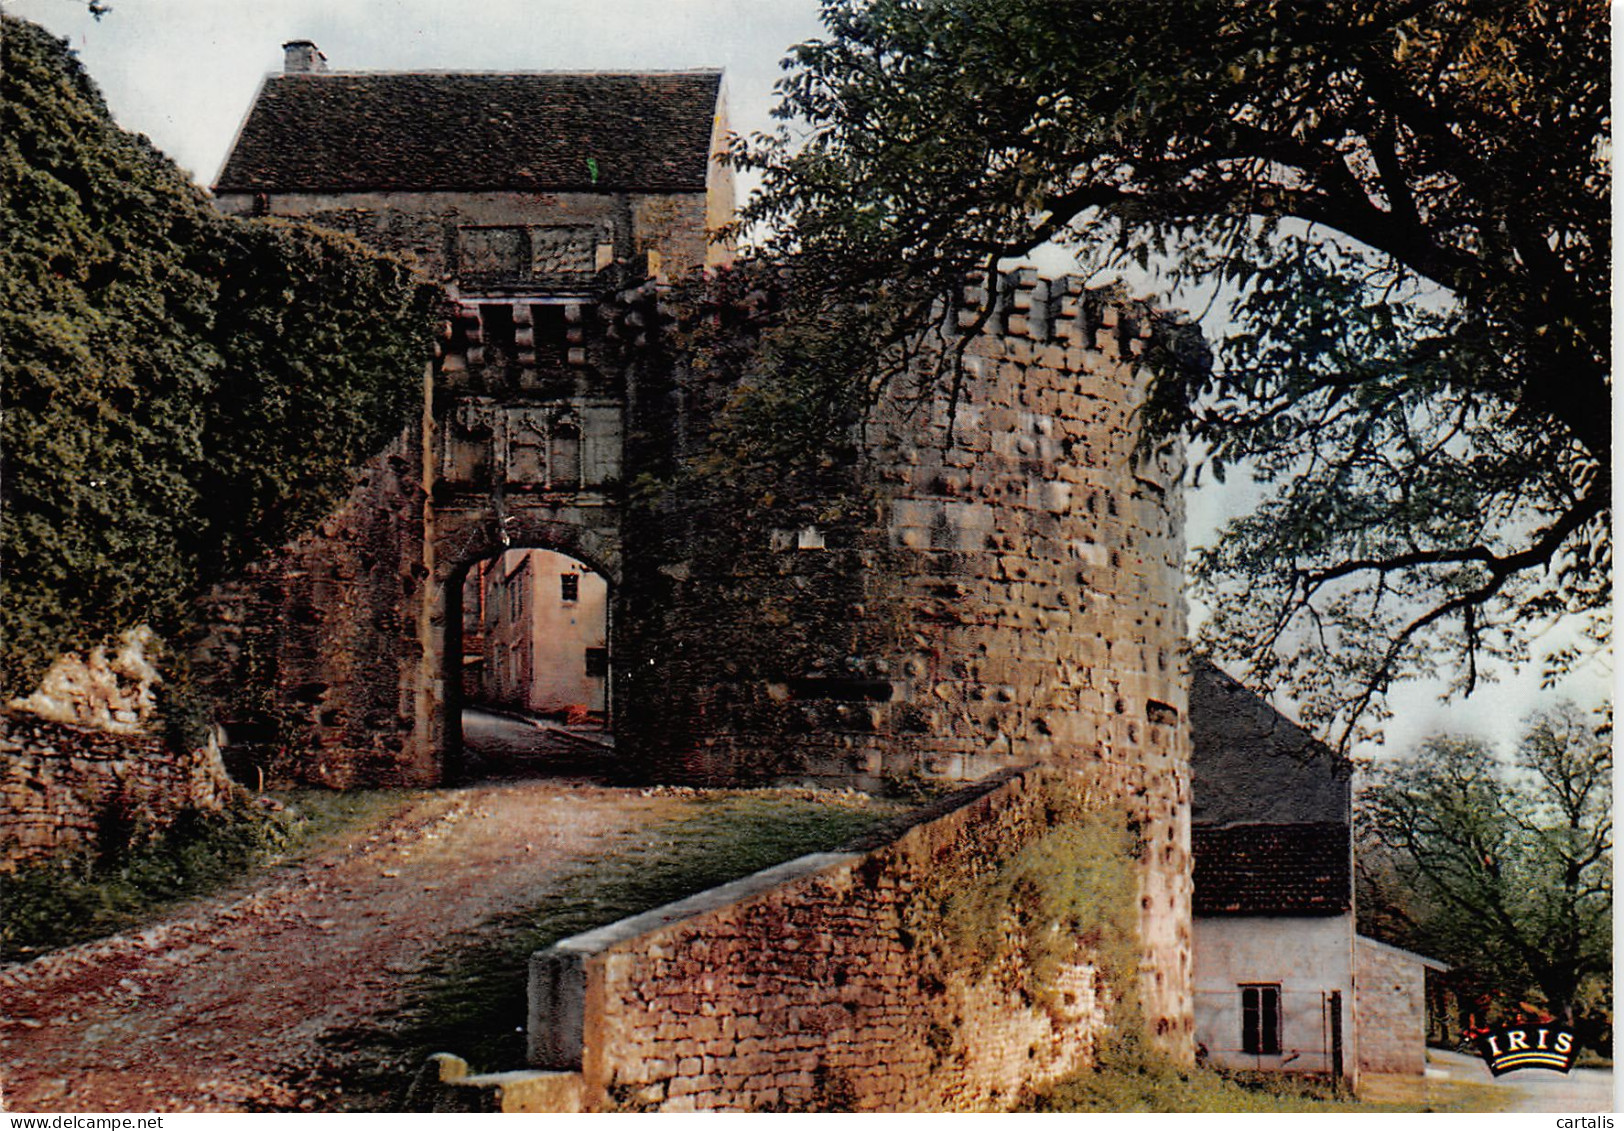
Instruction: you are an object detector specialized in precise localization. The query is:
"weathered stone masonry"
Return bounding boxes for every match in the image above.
[202,66,733,788]
[3,629,233,869]
[644,273,1188,787]
[629,272,1194,1048]
[192,59,1199,1094]
[0,714,231,869]
[525,771,1132,1112]
[194,428,434,788]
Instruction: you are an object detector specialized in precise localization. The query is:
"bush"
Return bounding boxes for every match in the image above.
[0,16,441,702]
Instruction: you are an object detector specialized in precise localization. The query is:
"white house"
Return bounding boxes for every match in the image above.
[1189,657,1441,1085]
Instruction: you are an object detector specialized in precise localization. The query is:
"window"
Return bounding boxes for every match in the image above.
[584,647,608,678]
[1240,984,1281,1055]
[560,573,580,602]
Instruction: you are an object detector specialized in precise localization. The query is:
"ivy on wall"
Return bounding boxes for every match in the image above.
[0,17,441,701]
[616,265,914,782]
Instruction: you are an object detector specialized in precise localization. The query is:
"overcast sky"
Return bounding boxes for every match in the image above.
[10,0,1610,757]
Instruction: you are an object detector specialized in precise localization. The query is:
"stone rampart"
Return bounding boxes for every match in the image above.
[527,770,1146,1112]
[642,272,1188,793]
[192,428,435,789]
[623,272,1195,1050]
[0,713,232,869]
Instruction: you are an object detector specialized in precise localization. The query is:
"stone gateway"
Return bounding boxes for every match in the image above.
[193,45,1199,1100]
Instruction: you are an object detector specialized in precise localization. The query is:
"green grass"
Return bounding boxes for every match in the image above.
[0,788,403,963]
[314,790,904,1111]
[1022,1058,1512,1113]
[1356,1070,1514,1112]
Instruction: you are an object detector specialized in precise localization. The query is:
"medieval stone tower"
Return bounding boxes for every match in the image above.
[198,44,1194,1056]
[615,270,1194,1045]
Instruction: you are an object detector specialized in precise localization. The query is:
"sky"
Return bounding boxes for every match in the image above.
[9,0,1611,760]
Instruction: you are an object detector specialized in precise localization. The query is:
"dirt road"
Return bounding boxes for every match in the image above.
[0,780,665,1113]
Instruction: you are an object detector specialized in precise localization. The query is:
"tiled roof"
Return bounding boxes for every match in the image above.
[215,71,722,194]
[1192,822,1351,916]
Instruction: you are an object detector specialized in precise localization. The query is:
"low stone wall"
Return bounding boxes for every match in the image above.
[527,770,1140,1112]
[0,712,233,869]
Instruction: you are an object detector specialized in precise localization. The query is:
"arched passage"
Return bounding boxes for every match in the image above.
[443,544,614,780]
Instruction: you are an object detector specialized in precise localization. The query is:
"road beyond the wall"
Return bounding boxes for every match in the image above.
[1423,1049,1615,1115]
[0,780,667,1112]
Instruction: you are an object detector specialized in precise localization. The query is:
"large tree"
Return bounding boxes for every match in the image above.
[1358,703,1612,1020]
[734,0,1609,746]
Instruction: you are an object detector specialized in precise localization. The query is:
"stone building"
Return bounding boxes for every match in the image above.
[196,42,1199,1069]
[1354,936,1450,1075]
[1189,656,1357,1081]
[198,45,733,785]
[216,42,735,279]
[472,549,608,717]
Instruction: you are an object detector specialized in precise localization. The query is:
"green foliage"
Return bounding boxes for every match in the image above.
[737,0,1609,745]
[1358,702,1612,1017]
[943,811,1139,1015]
[662,265,871,502]
[618,266,911,777]
[0,16,440,699]
[0,788,400,962]
[309,791,902,1109]
[1022,1059,1507,1113]
[883,778,1149,1089]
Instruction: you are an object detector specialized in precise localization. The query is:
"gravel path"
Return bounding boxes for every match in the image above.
[0,780,666,1113]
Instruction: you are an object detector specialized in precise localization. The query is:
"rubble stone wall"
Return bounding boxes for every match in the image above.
[214,189,721,282]
[530,770,1140,1112]
[649,273,1188,794]
[628,273,1194,1050]
[192,428,435,789]
[0,713,232,870]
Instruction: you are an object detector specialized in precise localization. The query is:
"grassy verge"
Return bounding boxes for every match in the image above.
[315,790,905,1111]
[0,788,404,963]
[1356,1071,1512,1112]
[1022,1058,1512,1113]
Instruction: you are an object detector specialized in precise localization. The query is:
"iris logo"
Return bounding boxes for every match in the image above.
[1469,1022,1580,1076]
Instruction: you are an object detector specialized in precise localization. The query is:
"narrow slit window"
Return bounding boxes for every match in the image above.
[560,573,580,602]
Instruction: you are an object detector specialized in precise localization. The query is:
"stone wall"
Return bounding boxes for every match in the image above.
[213,189,726,282]
[1354,936,1428,1075]
[635,274,1189,798]
[0,713,232,870]
[622,272,1195,1050]
[528,770,1147,1112]
[192,427,435,789]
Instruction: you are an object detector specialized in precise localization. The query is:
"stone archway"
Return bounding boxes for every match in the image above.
[423,508,623,783]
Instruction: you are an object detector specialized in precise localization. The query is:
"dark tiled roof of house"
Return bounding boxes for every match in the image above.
[215,71,722,194]
[1192,821,1351,916]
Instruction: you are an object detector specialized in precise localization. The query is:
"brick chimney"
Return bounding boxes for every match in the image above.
[282,40,328,74]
